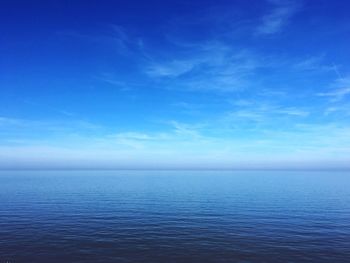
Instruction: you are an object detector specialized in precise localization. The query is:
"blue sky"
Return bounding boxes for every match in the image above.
[1,0,350,169]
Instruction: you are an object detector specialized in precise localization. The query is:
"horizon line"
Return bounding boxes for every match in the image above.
[1,167,350,172]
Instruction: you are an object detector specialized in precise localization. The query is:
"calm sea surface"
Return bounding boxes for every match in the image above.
[0,170,350,263]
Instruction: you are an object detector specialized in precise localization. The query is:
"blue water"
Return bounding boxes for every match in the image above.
[0,170,350,262]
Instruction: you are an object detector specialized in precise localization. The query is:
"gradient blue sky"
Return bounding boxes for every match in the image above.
[1,0,350,169]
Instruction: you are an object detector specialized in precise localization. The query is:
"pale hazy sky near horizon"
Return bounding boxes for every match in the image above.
[1,0,350,169]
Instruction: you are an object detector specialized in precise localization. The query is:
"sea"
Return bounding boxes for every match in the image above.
[0,170,349,262]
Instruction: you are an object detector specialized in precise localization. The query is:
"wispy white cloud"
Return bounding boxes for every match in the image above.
[146,60,198,77]
[318,87,350,101]
[317,76,350,101]
[0,103,349,169]
[0,116,23,126]
[2,120,350,169]
[21,99,78,118]
[256,0,301,35]
[97,73,133,91]
[226,102,310,125]
[145,42,261,92]
[58,24,142,56]
[324,104,350,116]
[0,116,102,144]
[292,55,334,72]
[275,108,309,117]
[169,121,203,138]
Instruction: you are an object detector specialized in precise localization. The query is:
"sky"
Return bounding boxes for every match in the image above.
[1,0,350,169]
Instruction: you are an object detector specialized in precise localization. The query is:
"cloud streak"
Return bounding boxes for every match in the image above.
[256,0,301,35]
[318,76,350,101]
[144,42,261,92]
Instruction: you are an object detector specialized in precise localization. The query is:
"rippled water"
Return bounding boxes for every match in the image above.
[0,170,350,262]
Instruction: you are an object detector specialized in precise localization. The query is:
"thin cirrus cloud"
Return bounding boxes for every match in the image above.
[256,0,301,35]
[144,42,261,92]
[2,119,350,170]
[317,76,350,102]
